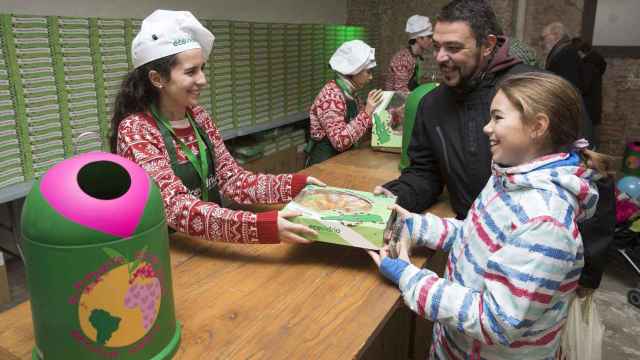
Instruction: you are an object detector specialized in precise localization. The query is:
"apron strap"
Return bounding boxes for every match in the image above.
[152,109,222,204]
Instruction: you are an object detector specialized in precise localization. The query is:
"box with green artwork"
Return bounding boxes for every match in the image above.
[282,185,395,250]
[371,91,407,153]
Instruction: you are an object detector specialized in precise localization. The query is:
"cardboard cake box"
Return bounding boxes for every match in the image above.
[282,185,395,250]
[371,91,407,153]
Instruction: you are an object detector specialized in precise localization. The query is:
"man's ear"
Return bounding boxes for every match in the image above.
[482,34,498,57]
[148,70,165,89]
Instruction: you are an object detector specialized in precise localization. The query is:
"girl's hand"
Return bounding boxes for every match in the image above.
[383,204,412,245]
[277,210,317,244]
[368,244,411,286]
[365,89,385,116]
[306,176,326,187]
[367,245,392,267]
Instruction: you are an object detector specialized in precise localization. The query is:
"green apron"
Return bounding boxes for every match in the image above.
[151,107,222,205]
[399,82,439,170]
[305,79,359,166]
[408,48,424,92]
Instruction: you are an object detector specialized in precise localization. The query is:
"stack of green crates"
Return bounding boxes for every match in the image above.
[210,20,234,131]
[0,12,369,188]
[311,24,326,103]
[0,19,23,188]
[269,23,286,121]
[252,23,270,125]
[12,16,65,179]
[290,129,307,154]
[232,22,252,129]
[58,17,101,154]
[129,19,142,67]
[284,24,300,116]
[194,20,213,117]
[323,25,337,82]
[97,19,128,135]
[299,25,314,111]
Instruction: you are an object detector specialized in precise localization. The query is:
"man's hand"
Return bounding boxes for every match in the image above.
[373,185,395,197]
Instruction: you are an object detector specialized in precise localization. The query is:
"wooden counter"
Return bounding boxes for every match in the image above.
[0,147,453,359]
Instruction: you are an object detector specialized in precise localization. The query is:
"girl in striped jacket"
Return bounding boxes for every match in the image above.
[370,72,611,359]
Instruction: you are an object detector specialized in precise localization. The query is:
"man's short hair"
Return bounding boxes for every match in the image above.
[436,0,502,45]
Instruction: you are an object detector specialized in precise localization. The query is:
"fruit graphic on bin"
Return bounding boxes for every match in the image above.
[77,246,162,347]
[21,152,180,360]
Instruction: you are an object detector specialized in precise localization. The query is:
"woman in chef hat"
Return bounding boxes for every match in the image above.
[110,10,323,244]
[306,40,384,166]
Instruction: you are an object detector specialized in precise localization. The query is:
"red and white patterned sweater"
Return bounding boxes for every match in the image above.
[384,47,416,95]
[308,80,371,152]
[116,106,308,244]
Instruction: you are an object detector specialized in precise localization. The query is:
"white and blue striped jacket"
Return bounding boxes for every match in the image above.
[381,152,601,360]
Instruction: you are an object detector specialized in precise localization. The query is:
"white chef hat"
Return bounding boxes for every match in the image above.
[329,40,376,76]
[406,15,433,39]
[132,10,215,69]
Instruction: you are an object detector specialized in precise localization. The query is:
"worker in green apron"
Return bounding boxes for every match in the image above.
[110,9,324,244]
[306,40,384,166]
[384,15,433,95]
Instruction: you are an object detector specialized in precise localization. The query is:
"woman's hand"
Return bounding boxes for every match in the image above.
[277,210,317,244]
[365,89,385,116]
[306,176,326,187]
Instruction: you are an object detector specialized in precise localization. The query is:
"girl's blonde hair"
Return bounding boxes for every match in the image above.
[496,72,612,176]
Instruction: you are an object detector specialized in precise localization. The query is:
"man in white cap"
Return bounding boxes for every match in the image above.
[112,10,323,245]
[306,40,383,165]
[384,15,433,95]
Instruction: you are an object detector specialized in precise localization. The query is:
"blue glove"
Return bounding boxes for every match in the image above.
[380,257,410,285]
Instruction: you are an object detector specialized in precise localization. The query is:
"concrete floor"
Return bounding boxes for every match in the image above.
[1,252,640,358]
[593,251,640,360]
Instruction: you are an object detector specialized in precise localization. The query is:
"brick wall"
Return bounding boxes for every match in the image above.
[599,59,640,157]
[490,0,516,36]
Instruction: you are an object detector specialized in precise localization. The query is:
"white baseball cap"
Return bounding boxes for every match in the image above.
[132,10,215,69]
[406,15,433,39]
[329,40,376,76]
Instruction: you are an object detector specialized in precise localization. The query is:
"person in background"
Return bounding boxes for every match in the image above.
[542,22,581,88]
[572,37,607,148]
[306,40,383,166]
[375,0,614,300]
[385,15,434,95]
[371,72,612,359]
[111,10,323,244]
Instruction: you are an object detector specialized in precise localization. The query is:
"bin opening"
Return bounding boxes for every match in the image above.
[77,161,131,200]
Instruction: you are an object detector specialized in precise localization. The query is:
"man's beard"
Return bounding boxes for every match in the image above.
[441,50,484,91]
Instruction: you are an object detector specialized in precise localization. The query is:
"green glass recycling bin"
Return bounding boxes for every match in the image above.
[21,151,181,360]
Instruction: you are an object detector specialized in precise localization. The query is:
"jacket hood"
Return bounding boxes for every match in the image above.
[492,152,601,222]
[456,36,522,95]
[486,36,522,74]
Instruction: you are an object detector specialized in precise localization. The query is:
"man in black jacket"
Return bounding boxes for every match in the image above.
[542,22,581,88]
[375,0,614,292]
[572,37,607,148]
[542,23,595,144]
